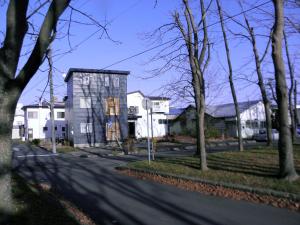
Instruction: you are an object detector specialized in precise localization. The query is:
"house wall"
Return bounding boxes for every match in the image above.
[67,71,128,147]
[127,93,169,138]
[170,107,197,137]
[240,101,266,138]
[65,76,74,144]
[12,103,24,139]
[24,107,66,140]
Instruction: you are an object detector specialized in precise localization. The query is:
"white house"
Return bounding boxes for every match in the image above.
[127,91,170,138]
[206,100,267,138]
[22,102,66,140]
[12,103,25,139]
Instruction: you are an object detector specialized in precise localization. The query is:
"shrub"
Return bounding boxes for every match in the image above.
[32,139,41,145]
[205,127,221,139]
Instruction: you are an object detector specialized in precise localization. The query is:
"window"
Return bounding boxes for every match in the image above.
[80,123,93,133]
[80,97,92,108]
[57,112,65,119]
[128,106,139,115]
[106,121,120,141]
[81,75,90,85]
[105,97,120,115]
[246,120,259,128]
[62,127,65,132]
[104,76,109,87]
[28,111,38,119]
[158,119,168,124]
[113,77,119,87]
[43,127,48,132]
[55,126,57,131]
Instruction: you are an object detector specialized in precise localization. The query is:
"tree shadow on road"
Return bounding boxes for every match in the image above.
[11,144,225,225]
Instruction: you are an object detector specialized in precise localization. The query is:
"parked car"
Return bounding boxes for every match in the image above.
[253,129,279,142]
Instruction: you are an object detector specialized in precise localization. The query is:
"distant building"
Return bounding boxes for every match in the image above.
[12,103,25,139]
[127,91,170,138]
[64,68,129,147]
[169,100,267,139]
[22,102,66,140]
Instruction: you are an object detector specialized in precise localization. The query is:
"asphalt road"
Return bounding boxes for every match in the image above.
[13,143,300,225]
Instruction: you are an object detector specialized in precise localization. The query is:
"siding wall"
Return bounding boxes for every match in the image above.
[66,71,128,147]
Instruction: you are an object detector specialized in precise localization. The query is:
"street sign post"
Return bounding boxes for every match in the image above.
[142,98,152,164]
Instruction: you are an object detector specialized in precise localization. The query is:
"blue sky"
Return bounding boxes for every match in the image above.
[1,0,299,107]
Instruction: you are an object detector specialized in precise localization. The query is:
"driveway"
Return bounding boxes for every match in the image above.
[13,143,300,225]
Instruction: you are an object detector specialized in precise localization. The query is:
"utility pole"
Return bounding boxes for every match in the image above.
[47,45,56,154]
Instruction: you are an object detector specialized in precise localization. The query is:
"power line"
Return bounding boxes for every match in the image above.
[100,0,272,70]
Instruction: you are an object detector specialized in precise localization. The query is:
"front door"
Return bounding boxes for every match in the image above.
[128,122,135,138]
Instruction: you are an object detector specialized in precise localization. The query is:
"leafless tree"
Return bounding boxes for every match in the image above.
[0,0,109,218]
[216,0,243,151]
[174,0,211,170]
[271,0,298,181]
[230,1,274,147]
[283,30,297,142]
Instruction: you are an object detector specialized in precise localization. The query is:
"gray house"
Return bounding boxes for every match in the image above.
[169,100,267,139]
[64,68,129,147]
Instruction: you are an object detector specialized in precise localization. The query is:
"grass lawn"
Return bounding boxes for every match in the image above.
[2,174,81,225]
[39,144,78,154]
[127,146,300,195]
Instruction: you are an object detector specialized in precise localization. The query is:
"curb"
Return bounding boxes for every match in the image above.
[116,166,300,202]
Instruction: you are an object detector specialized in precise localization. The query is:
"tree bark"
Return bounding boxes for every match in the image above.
[271,0,298,181]
[216,0,243,151]
[0,0,70,216]
[283,31,296,142]
[174,0,209,170]
[194,72,207,170]
[0,82,21,220]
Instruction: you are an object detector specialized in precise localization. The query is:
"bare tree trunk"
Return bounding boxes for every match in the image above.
[0,0,70,217]
[216,0,243,151]
[194,75,207,170]
[294,81,298,132]
[0,85,21,221]
[283,31,296,142]
[244,17,273,146]
[47,46,57,154]
[271,0,298,181]
[174,0,209,170]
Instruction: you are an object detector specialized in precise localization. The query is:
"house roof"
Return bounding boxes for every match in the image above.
[127,90,170,100]
[127,90,145,97]
[22,101,65,110]
[168,107,186,116]
[206,100,261,118]
[64,68,130,82]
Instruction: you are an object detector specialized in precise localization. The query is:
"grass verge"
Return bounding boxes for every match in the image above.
[2,174,95,225]
[127,147,300,195]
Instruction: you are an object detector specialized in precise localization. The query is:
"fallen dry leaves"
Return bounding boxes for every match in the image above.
[37,183,96,225]
[119,169,300,212]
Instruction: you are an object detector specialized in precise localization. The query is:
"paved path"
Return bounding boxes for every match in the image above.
[13,143,300,225]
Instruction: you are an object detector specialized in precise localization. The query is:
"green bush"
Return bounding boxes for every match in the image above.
[205,127,221,139]
[32,139,41,145]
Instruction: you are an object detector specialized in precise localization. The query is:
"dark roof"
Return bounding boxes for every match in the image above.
[206,100,261,118]
[168,107,185,116]
[148,96,171,100]
[127,90,145,97]
[64,68,130,82]
[22,102,65,110]
[127,90,170,100]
